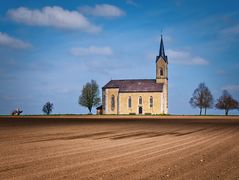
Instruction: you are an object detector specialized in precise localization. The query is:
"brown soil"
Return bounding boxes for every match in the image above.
[0,116,239,180]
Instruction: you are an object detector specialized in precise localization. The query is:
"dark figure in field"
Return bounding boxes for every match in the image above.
[11,108,23,116]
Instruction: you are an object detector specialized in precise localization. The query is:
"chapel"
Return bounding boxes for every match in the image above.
[102,35,168,115]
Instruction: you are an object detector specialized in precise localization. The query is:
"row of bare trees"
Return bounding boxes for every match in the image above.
[190,83,239,115]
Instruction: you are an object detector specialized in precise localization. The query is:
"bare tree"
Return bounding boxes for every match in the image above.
[203,86,214,115]
[42,102,54,115]
[215,90,239,115]
[79,80,101,114]
[190,83,213,115]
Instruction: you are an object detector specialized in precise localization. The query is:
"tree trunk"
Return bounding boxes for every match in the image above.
[225,109,229,116]
[199,108,202,115]
[88,107,92,114]
[204,108,207,115]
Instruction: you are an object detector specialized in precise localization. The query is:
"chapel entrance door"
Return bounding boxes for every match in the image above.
[138,107,143,114]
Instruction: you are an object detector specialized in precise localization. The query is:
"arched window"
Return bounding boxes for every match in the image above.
[139,96,142,105]
[128,96,132,108]
[111,95,115,111]
[150,96,153,108]
[160,67,163,76]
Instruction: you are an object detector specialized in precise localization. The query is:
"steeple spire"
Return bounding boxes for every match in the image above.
[156,35,168,63]
[159,35,166,59]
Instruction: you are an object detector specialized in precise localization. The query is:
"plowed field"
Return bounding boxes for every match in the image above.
[0,116,239,179]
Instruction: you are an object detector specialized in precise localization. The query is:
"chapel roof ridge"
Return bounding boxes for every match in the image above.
[103,79,164,92]
[109,78,155,81]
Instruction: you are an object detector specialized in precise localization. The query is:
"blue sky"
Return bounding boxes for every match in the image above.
[0,0,239,115]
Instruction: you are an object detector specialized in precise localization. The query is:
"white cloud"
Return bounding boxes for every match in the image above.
[0,32,31,49]
[7,6,101,33]
[222,85,239,92]
[79,4,125,17]
[70,46,113,56]
[167,49,208,65]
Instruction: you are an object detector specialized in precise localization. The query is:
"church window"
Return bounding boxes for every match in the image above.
[139,96,142,105]
[111,95,115,111]
[160,68,163,76]
[128,96,132,108]
[150,96,153,108]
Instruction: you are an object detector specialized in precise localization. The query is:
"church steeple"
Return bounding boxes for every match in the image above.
[156,34,168,81]
[155,34,168,114]
[157,35,168,63]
